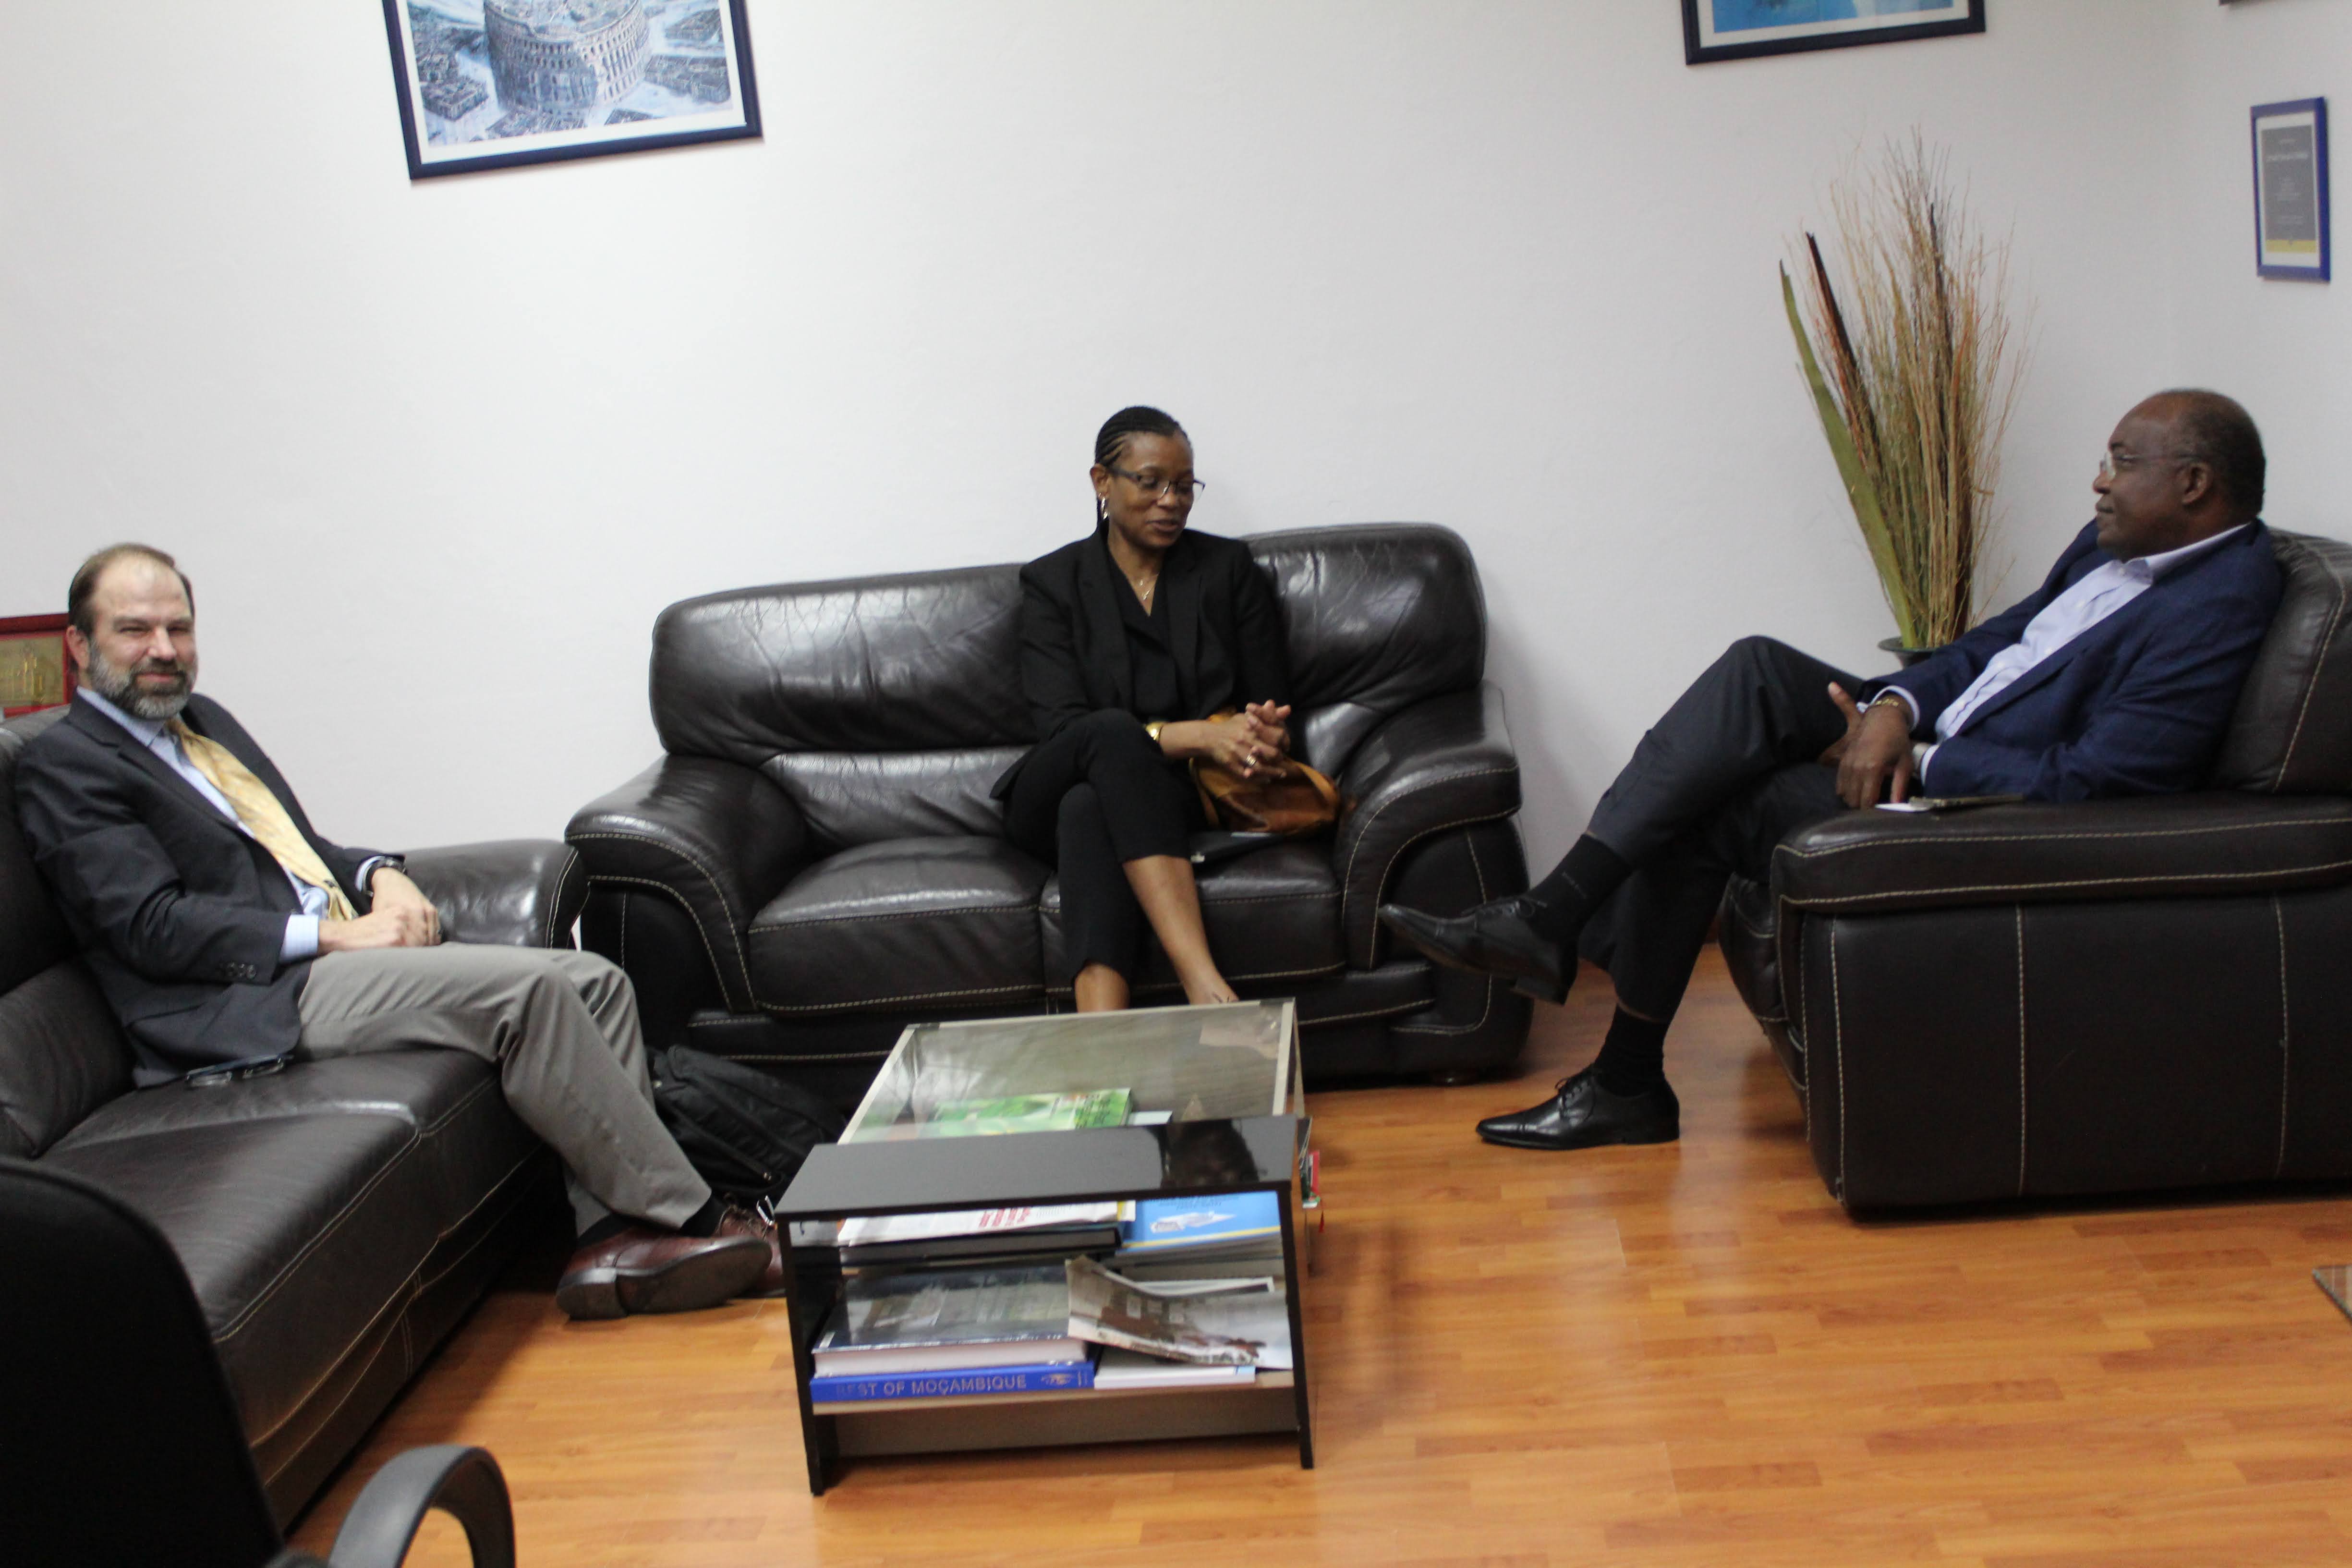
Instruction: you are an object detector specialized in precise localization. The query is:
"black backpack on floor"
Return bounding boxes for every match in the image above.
[648,1045,848,1212]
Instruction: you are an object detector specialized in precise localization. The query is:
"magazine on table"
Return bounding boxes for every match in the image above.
[813,1262,1088,1376]
[1063,1257,1293,1370]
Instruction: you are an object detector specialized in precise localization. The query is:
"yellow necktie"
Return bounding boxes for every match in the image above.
[168,719,358,922]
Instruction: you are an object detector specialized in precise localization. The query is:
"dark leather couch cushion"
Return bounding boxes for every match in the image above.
[44,1111,442,1447]
[748,837,1050,1013]
[0,962,133,1158]
[763,748,1024,853]
[55,1050,536,1230]
[1040,840,1345,995]
[1249,525,1487,778]
[1773,792,2352,915]
[651,565,1031,768]
[2211,529,2352,794]
[1,713,76,995]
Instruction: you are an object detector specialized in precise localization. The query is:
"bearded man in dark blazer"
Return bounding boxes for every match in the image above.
[14,544,775,1319]
[1383,389,2286,1153]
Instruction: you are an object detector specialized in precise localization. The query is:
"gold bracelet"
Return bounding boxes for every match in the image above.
[1145,720,1166,746]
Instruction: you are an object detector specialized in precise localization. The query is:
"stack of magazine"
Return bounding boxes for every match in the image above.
[808,1190,1292,1404]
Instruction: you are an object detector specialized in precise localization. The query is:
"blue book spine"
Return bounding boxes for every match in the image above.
[809,1360,1097,1403]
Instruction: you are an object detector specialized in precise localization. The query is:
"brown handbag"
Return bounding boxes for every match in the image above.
[1188,711,1341,837]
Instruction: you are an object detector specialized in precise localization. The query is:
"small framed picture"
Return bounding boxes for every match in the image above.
[1682,0,1986,65]
[2252,98,2330,282]
[0,615,75,719]
[380,0,761,181]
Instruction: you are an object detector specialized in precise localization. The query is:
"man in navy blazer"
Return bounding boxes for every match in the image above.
[1383,389,2285,1151]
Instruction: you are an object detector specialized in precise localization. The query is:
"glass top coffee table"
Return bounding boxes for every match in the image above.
[776,1000,1315,1494]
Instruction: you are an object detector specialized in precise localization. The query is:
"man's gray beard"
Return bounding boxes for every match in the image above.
[85,645,192,721]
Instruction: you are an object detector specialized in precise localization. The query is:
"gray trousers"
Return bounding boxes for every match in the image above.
[296,945,710,1233]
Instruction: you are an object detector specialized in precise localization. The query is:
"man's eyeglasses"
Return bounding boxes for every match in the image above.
[1107,465,1207,502]
[2099,450,2196,482]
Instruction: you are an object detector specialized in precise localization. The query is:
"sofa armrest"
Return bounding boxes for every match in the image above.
[565,756,809,1010]
[401,839,586,949]
[1332,683,1523,967]
[1772,792,2352,916]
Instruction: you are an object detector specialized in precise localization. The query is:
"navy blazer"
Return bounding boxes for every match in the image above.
[1866,520,2283,801]
[15,694,383,1082]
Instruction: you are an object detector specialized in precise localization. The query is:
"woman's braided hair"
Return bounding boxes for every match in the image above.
[1094,405,1188,469]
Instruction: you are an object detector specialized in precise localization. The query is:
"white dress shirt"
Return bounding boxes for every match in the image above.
[76,688,384,962]
[1889,525,2248,790]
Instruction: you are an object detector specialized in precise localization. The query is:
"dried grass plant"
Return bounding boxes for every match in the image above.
[1782,134,2029,649]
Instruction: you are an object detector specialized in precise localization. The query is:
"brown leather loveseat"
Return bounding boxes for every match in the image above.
[1719,528,2352,1211]
[0,707,582,1523]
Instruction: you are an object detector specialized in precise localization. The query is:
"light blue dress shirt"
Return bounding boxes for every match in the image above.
[76,688,385,964]
[1889,524,2249,789]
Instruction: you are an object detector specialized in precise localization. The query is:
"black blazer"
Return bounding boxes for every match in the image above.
[993,525,1293,800]
[14,694,382,1082]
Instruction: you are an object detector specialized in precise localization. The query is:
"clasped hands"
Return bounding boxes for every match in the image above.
[1157,701,1295,778]
[317,866,442,952]
[1820,683,1915,809]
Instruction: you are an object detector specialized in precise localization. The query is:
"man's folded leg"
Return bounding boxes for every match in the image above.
[296,945,772,1317]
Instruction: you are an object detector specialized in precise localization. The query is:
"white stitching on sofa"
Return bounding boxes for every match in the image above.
[1337,763,1519,936]
[1782,854,2352,909]
[574,872,741,1005]
[754,982,1041,1016]
[1830,920,1846,1205]
[2016,908,2027,1198]
[1780,815,2352,859]
[544,851,582,948]
[2275,895,2291,1178]
[2272,571,2347,792]
[567,833,756,996]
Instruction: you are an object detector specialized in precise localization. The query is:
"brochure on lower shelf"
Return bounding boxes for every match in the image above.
[1064,1257,1293,1370]
[813,1263,1088,1376]
[809,1358,1096,1404]
[1093,1349,1258,1391]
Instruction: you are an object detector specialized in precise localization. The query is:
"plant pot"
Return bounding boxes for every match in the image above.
[1877,635,1950,669]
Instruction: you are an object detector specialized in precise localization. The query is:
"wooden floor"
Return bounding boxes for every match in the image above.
[292,953,2352,1567]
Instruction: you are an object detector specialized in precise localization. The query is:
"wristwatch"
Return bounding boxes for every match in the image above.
[364,855,407,891]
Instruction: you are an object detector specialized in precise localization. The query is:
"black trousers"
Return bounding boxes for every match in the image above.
[1574,636,1860,1022]
[1004,710,1204,983]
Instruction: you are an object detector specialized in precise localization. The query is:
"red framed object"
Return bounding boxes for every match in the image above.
[0,614,75,718]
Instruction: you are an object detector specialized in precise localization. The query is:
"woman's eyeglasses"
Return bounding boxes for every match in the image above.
[1107,466,1207,501]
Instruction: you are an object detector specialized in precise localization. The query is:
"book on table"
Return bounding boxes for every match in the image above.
[810,1359,1098,1404]
[812,1262,1089,1377]
[837,1202,1120,1268]
[916,1088,1133,1138]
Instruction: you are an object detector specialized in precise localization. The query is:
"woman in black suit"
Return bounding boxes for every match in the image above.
[993,407,1295,1012]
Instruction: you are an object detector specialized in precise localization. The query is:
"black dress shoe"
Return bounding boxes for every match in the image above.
[1474,1068,1680,1151]
[1379,894,1571,1005]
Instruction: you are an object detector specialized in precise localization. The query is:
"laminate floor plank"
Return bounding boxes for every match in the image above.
[290,953,2352,1567]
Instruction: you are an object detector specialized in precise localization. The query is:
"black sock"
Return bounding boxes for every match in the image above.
[679,1195,728,1237]
[1522,835,1632,944]
[1589,1008,1670,1096]
[577,1214,632,1247]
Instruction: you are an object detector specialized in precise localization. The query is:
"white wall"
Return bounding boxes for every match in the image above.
[0,3,2259,868]
[2166,0,2348,541]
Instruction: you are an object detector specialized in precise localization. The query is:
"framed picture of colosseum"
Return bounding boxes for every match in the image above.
[381,0,760,178]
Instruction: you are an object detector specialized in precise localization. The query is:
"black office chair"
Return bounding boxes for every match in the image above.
[0,1157,517,1568]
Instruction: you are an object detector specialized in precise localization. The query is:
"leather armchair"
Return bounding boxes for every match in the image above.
[569,523,1533,1095]
[0,708,582,1524]
[1719,528,2352,1210]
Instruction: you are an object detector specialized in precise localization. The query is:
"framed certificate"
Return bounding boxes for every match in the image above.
[1682,0,1985,66]
[2252,98,2330,282]
[0,614,75,718]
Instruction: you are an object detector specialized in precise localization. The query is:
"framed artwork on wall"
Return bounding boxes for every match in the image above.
[380,0,760,180]
[2252,98,2330,282]
[0,615,75,719]
[1682,0,1986,65]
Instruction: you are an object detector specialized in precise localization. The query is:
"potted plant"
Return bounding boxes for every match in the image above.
[1782,134,2029,661]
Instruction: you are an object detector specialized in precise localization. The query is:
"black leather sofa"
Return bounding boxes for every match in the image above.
[568,523,1531,1097]
[0,707,583,1524]
[1719,527,2352,1211]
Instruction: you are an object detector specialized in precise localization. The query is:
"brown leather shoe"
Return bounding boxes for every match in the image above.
[555,1226,769,1320]
[716,1203,787,1299]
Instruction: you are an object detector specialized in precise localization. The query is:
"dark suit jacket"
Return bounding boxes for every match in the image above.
[992,524,1293,799]
[1866,520,2284,801]
[14,694,382,1082]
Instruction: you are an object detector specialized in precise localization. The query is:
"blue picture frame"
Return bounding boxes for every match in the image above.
[2252,98,2331,282]
[1682,0,1985,65]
